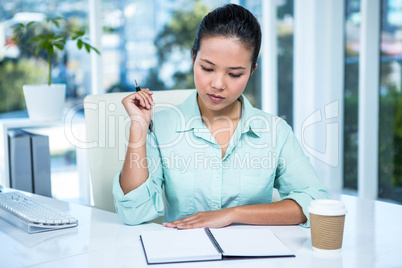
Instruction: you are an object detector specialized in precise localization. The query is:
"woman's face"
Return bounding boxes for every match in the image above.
[193,36,256,115]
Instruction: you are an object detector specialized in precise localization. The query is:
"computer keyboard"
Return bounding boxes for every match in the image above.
[0,191,78,233]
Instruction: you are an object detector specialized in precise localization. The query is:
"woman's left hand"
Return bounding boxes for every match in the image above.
[163,208,235,229]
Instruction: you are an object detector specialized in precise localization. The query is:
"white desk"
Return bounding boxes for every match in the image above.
[0,190,401,268]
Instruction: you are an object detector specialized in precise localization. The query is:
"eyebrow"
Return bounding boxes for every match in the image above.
[200,58,246,70]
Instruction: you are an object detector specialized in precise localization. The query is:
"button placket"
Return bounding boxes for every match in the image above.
[210,157,223,210]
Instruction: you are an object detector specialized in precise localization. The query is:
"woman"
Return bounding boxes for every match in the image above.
[113,4,329,229]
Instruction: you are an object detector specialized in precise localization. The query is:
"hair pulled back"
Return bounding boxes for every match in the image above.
[192,4,262,70]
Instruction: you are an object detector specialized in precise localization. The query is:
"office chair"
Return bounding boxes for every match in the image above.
[84,89,194,217]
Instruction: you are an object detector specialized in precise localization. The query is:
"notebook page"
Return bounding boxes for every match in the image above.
[209,226,294,257]
[140,228,221,264]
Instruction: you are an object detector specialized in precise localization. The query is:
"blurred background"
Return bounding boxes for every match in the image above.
[0,0,401,204]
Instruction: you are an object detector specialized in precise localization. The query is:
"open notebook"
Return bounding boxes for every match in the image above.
[140,225,295,264]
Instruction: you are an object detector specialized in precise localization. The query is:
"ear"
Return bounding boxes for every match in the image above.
[250,63,258,76]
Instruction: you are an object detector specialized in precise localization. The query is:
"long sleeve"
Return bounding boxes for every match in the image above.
[274,120,330,227]
[112,132,165,225]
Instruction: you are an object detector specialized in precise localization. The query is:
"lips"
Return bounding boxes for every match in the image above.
[207,93,225,102]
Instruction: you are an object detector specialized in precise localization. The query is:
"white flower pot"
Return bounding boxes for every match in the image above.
[23,84,66,122]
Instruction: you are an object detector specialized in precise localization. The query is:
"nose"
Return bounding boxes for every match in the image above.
[211,73,225,91]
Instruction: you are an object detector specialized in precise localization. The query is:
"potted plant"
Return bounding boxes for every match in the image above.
[10,16,100,122]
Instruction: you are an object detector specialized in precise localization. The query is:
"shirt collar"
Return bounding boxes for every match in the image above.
[238,95,262,138]
[175,90,204,132]
[175,90,262,138]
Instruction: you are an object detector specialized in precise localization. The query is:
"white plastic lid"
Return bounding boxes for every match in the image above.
[308,199,347,216]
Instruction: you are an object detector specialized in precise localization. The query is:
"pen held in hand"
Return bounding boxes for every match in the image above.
[134,79,153,132]
[134,79,141,92]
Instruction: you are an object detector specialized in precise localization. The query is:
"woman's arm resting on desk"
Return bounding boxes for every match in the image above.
[163,199,306,229]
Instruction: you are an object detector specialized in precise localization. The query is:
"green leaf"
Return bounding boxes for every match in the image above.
[35,46,41,55]
[48,17,61,28]
[54,40,65,48]
[54,35,65,42]
[72,31,85,40]
[77,39,83,49]
[85,43,101,55]
[84,43,90,53]
[37,34,47,40]
[48,46,54,55]
[92,46,101,55]
[54,43,64,50]
[75,30,85,37]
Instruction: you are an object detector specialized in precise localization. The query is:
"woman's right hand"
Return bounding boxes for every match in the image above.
[121,88,155,130]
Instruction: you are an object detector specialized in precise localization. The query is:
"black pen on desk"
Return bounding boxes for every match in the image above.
[134,79,153,132]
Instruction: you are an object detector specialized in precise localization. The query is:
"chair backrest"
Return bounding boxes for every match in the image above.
[84,89,194,212]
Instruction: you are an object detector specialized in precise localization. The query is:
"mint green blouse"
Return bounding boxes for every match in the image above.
[113,90,329,227]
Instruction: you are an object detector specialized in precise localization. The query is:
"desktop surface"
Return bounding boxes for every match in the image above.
[0,190,401,268]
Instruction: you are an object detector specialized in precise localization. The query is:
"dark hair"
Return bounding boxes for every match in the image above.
[192,4,261,70]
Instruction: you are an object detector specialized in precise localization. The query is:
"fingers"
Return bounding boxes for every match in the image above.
[163,213,205,229]
[122,89,154,110]
[163,221,200,229]
[162,210,233,229]
[168,215,197,225]
[135,93,151,109]
[139,88,155,106]
[136,90,154,109]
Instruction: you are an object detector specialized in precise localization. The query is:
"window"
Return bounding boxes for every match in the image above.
[344,0,360,193]
[343,0,402,204]
[100,0,262,107]
[6,0,399,205]
[277,0,294,126]
[0,0,92,117]
[1,0,265,204]
[378,0,402,203]
[1,0,263,113]
[0,1,91,203]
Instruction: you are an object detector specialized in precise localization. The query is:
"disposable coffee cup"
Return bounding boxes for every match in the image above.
[308,199,347,254]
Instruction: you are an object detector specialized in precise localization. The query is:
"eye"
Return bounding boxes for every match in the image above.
[201,65,213,72]
[229,73,243,78]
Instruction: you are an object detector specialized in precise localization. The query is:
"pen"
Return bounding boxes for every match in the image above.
[134,79,153,132]
[134,79,141,92]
